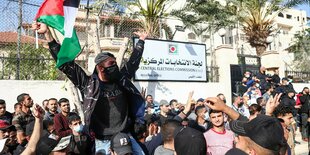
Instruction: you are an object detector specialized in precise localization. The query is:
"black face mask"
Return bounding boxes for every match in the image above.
[104,64,121,82]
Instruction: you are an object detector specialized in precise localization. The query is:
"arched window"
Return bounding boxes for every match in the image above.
[188,33,196,40]
[278,12,284,17]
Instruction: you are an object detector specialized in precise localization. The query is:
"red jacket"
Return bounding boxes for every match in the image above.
[54,113,72,138]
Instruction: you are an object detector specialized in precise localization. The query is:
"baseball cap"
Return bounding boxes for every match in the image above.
[230,114,286,152]
[111,132,132,155]
[94,52,115,65]
[174,127,206,155]
[225,148,248,155]
[159,99,169,106]
[197,98,204,102]
[0,120,14,131]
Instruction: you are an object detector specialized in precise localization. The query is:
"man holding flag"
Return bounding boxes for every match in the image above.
[33,1,148,154]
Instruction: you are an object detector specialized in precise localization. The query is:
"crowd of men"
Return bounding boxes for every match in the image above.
[0,22,308,155]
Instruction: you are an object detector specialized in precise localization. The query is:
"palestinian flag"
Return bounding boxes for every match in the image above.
[35,0,81,68]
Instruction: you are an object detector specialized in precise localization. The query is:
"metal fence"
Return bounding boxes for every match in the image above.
[1,0,219,81]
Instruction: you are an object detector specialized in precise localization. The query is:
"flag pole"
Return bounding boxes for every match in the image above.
[35,30,39,49]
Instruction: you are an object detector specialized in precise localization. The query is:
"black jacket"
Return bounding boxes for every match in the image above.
[299,94,310,113]
[48,40,146,136]
[281,96,297,116]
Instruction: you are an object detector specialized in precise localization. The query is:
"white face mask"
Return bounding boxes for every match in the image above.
[204,113,209,121]
[73,124,83,133]
[150,108,155,114]
[255,83,260,88]
[174,108,179,112]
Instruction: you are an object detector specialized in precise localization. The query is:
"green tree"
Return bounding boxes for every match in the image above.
[91,0,174,39]
[171,0,237,37]
[3,43,60,80]
[288,28,310,71]
[118,0,175,38]
[285,0,310,7]
[232,0,284,56]
[170,0,236,82]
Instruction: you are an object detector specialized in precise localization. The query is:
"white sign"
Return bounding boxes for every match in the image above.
[134,38,207,81]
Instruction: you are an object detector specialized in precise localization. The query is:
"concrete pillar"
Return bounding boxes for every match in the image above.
[214,45,238,103]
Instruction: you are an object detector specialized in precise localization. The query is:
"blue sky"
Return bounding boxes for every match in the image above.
[295,4,310,16]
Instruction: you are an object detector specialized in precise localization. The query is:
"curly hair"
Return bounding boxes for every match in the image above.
[273,104,292,117]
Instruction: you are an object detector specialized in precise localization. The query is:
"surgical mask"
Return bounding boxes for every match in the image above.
[255,83,260,88]
[204,113,209,121]
[73,124,83,133]
[150,108,155,114]
[104,64,121,82]
[245,74,250,78]
[289,79,293,83]
[174,108,179,112]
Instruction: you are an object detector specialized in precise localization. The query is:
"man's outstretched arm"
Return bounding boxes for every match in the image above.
[121,31,148,79]
[32,22,90,91]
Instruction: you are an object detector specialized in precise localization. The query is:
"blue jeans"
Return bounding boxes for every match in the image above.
[95,133,145,155]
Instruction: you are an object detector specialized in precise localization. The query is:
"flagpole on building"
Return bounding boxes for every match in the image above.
[16,0,23,80]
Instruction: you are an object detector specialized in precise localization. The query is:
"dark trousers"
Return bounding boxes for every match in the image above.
[301,113,309,139]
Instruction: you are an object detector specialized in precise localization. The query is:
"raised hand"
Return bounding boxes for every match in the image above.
[265,93,282,116]
[32,21,53,42]
[133,31,148,41]
[141,87,146,99]
[183,91,195,113]
[32,104,45,119]
[205,97,227,112]
[31,22,48,34]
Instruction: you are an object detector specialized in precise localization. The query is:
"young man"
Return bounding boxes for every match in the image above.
[158,100,172,126]
[54,98,74,138]
[154,120,180,155]
[262,84,274,105]
[299,87,309,142]
[145,95,154,108]
[189,106,209,132]
[231,95,250,118]
[13,103,22,116]
[42,99,49,112]
[60,113,91,154]
[228,114,286,155]
[145,95,159,115]
[203,109,234,155]
[0,99,13,124]
[44,98,59,121]
[174,126,206,155]
[12,93,35,144]
[33,22,147,154]
[0,120,18,154]
[273,104,295,155]
[169,99,180,116]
